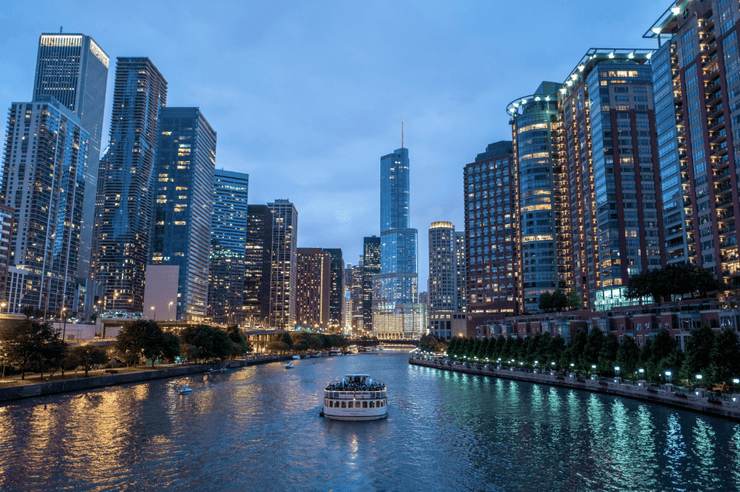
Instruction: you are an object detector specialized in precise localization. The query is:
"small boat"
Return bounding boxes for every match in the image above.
[322,374,387,421]
[285,362,294,369]
[292,355,301,360]
[178,386,192,394]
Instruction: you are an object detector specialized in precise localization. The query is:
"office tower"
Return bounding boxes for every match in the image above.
[92,57,167,313]
[454,231,467,311]
[268,199,298,328]
[33,33,109,282]
[345,262,364,333]
[362,236,380,330]
[209,169,248,324]
[464,141,518,324]
[148,107,216,321]
[244,205,273,325]
[323,248,344,330]
[647,1,740,287]
[428,222,467,312]
[557,49,663,310]
[374,147,418,306]
[1,96,89,312]
[296,248,331,329]
[0,205,13,304]
[507,82,570,313]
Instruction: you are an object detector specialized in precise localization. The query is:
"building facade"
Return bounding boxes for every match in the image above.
[428,221,466,312]
[244,205,273,326]
[268,199,298,329]
[1,96,89,313]
[92,57,167,314]
[464,141,518,326]
[0,205,13,305]
[362,236,380,331]
[323,248,344,330]
[149,107,216,321]
[296,248,331,329]
[647,0,740,288]
[209,169,248,325]
[33,33,109,283]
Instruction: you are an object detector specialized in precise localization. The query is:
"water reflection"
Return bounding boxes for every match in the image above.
[1,354,740,491]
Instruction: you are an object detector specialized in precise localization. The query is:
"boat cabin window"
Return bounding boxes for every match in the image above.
[363,401,368,408]
[370,401,375,408]
[348,401,354,408]
[341,401,346,408]
[325,399,329,406]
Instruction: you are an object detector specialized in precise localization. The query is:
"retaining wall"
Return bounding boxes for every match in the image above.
[410,358,740,421]
[0,356,289,403]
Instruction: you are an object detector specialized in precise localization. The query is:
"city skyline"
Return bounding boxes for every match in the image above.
[0,1,669,289]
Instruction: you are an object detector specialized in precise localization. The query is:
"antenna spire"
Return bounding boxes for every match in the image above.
[402,121,404,148]
[60,26,63,33]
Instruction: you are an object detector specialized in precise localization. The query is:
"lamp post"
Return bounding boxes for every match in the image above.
[61,307,68,376]
[151,306,156,321]
[0,302,6,314]
[591,364,597,375]
[665,370,672,383]
[614,366,620,377]
[168,301,174,320]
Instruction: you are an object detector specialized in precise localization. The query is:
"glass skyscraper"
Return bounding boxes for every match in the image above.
[362,236,380,330]
[244,205,273,325]
[33,33,109,283]
[209,169,248,324]
[268,199,298,329]
[149,107,216,321]
[92,57,167,313]
[374,147,418,307]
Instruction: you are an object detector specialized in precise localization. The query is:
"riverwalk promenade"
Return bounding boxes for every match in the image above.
[410,355,740,421]
[0,355,292,403]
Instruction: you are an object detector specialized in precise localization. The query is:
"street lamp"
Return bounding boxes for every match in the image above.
[168,301,174,320]
[151,306,156,321]
[639,368,645,379]
[665,370,672,383]
[614,366,620,377]
[0,302,6,314]
[61,307,68,376]
[591,364,597,374]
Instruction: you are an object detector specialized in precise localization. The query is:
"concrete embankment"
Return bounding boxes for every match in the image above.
[0,356,291,403]
[410,358,740,421]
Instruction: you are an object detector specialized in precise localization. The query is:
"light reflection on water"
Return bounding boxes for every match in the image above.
[0,353,739,491]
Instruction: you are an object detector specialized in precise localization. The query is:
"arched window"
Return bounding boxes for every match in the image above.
[370,401,375,408]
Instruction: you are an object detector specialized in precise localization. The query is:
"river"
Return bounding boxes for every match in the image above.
[1,352,739,491]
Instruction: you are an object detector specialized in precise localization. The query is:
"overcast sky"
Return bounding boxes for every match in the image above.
[0,0,669,289]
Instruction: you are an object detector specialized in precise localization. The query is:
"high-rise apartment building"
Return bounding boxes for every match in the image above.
[454,231,467,311]
[647,0,740,287]
[268,199,298,329]
[244,205,273,325]
[362,236,380,330]
[428,222,466,312]
[556,49,663,311]
[209,169,248,325]
[0,205,14,304]
[323,248,344,330]
[464,141,518,324]
[1,96,89,312]
[296,248,331,329]
[92,57,167,313]
[149,107,216,321]
[33,33,109,283]
[374,147,418,307]
[507,82,570,313]
[345,262,364,333]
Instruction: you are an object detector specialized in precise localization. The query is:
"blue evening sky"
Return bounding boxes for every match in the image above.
[0,0,668,290]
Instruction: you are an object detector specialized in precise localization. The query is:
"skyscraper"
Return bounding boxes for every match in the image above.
[428,222,466,312]
[647,0,740,287]
[1,96,90,312]
[464,141,518,324]
[296,248,331,329]
[148,107,216,321]
[362,236,380,330]
[323,248,344,330]
[209,169,248,324]
[244,205,273,325]
[374,147,418,307]
[92,57,167,313]
[268,199,298,329]
[33,33,109,283]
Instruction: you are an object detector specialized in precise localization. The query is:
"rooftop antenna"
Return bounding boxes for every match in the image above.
[60,26,63,33]
[402,121,404,148]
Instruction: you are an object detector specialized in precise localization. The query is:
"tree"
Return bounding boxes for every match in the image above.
[71,345,109,377]
[180,324,233,361]
[419,334,443,353]
[551,290,568,312]
[709,328,740,384]
[566,290,581,310]
[39,336,67,380]
[538,293,553,312]
[682,325,715,383]
[583,327,605,370]
[116,320,167,368]
[616,336,639,379]
[161,333,181,362]
[0,318,63,380]
[599,332,619,374]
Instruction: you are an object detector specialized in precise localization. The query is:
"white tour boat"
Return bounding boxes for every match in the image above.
[322,374,387,421]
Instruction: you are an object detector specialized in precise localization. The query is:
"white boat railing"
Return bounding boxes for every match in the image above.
[324,390,386,399]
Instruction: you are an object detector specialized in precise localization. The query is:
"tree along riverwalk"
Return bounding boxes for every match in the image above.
[0,355,292,403]
[409,355,740,421]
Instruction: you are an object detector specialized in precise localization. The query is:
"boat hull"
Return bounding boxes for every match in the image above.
[323,411,387,421]
[322,405,388,421]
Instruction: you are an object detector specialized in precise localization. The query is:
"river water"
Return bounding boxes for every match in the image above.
[1,352,739,491]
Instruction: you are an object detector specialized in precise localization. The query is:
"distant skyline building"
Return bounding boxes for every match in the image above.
[362,236,380,331]
[92,57,167,313]
[454,230,467,311]
[0,205,14,305]
[296,248,331,329]
[323,248,344,330]
[1,96,90,312]
[209,169,248,325]
[646,0,740,288]
[345,262,364,333]
[428,221,466,312]
[32,33,109,283]
[464,141,518,326]
[268,199,298,329]
[244,205,273,326]
[374,147,418,309]
[149,107,216,321]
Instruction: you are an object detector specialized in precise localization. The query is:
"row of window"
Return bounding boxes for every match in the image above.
[325,399,385,409]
